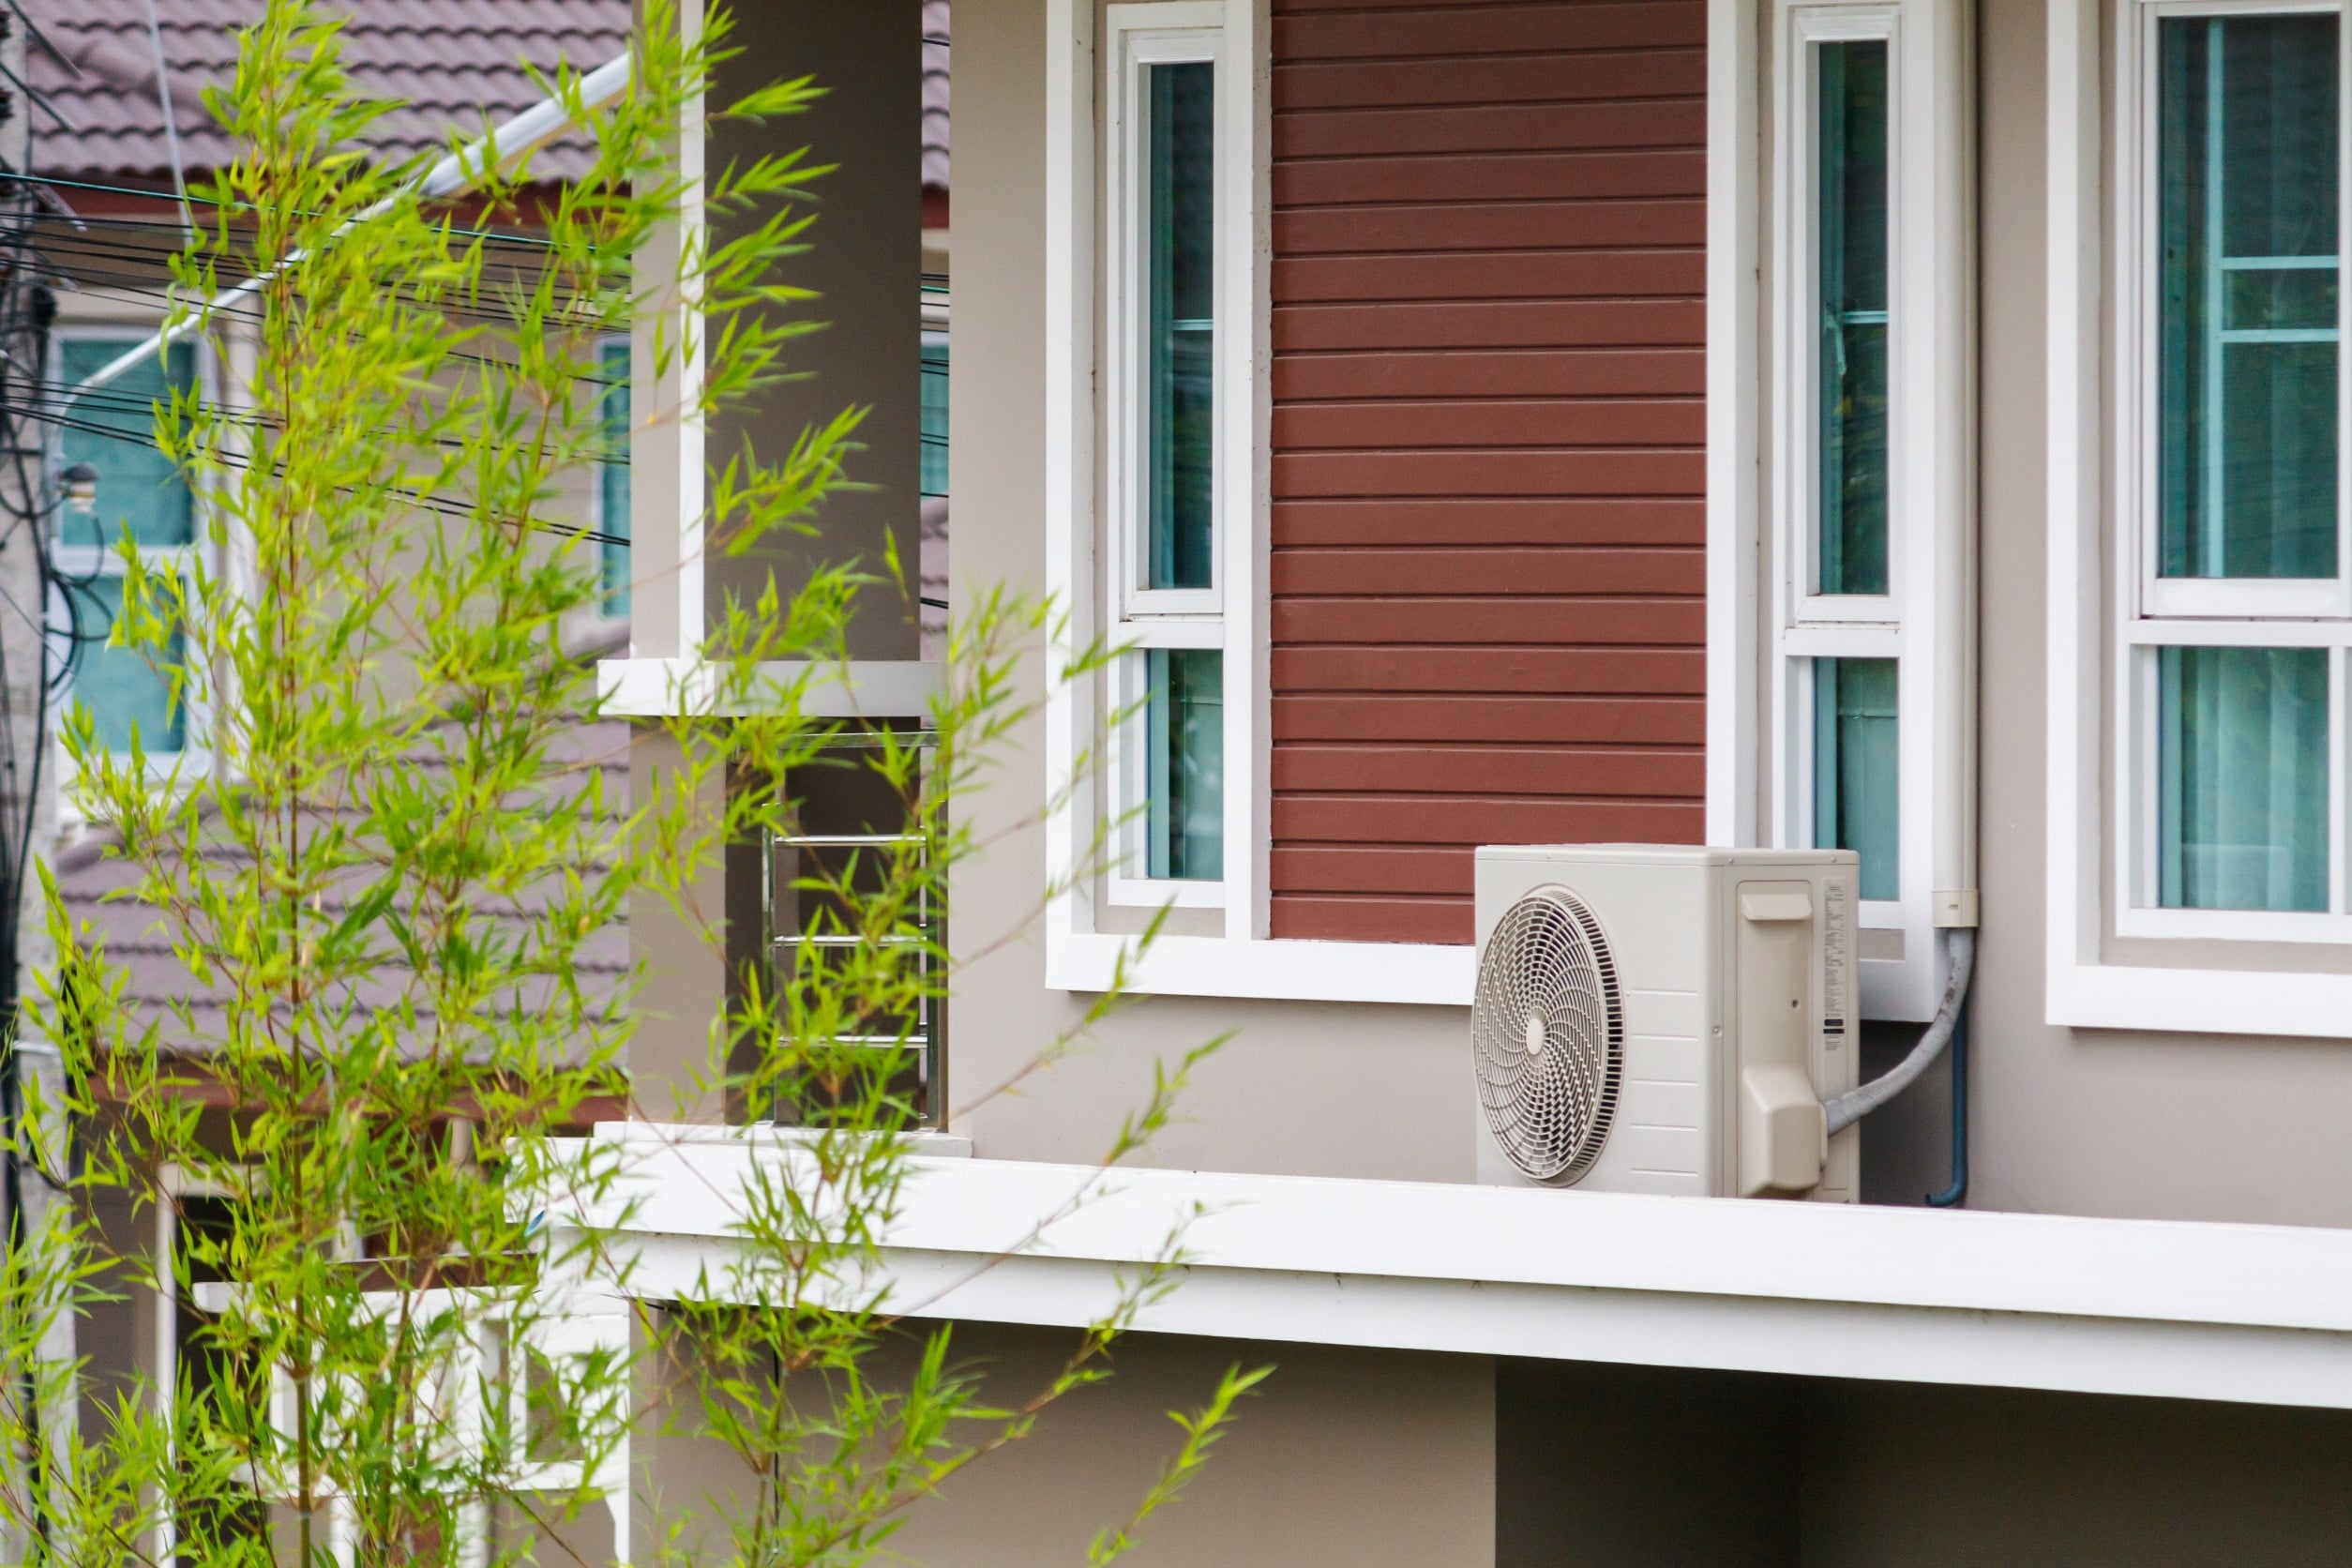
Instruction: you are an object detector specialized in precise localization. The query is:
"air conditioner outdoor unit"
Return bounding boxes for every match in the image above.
[1471,845,1860,1201]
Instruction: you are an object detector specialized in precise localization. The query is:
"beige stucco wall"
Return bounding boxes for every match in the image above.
[1964,0,2352,1226]
[888,1329,1496,1568]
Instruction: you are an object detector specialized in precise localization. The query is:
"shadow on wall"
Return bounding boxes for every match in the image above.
[1499,1358,2352,1568]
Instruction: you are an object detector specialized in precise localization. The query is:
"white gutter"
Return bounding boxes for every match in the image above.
[570,1128,2352,1412]
[65,50,634,405]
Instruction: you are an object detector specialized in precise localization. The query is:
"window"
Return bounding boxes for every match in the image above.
[1107,8,1228,908]
[1767,0,1973,1021]
[597,338,630,618]
[920,281,949,500]
[53,331,204,762]
[2117,5,2352,938]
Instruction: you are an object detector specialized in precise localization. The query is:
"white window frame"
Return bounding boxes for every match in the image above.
[2114,0,2352,943]
[2047,0,2352,1035]
[1103,8,1230,912]
[49,318,219,783]
[1761,0,1974,1021]
[1040,0,1475,1005]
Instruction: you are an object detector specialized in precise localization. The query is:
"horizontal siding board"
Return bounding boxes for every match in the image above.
[1274,249,1705,304]
[1276,645,1704,694]
[1275,794,1705,844]
[1274,99,1707,158]
[1274,501,1704,547]
[1275,3,1705,60]
[1274,398,1703,449]
[1273,894,1473,946]
[1274,744,1705,796]
[1274,546,1701,596]
[1275,695,1705,746]
[1276,198,1702,253]
[1274,596,1706,644]
[1274,51,1704,112]
[1274,299,1702,351]
[1274,450,1702,498]
[1269,0,1704,944]
[1274,845,1475,896]
[1275,349,1703,400]
[1275,148,1703,206]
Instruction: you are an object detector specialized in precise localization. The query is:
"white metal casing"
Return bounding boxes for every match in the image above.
[1472,845,1861,1200]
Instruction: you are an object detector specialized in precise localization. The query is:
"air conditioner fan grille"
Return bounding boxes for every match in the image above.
[1472,886,1624,1184]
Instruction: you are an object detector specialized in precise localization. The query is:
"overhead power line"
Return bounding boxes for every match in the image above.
[66,48,632,408]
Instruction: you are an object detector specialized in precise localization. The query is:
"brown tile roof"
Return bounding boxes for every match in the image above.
[26,2,952,194]
[52,716,634,1049]
[923,0,948,194]
[24,0,631,187]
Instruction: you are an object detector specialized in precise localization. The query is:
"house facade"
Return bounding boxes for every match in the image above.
[596,0,2352,1560]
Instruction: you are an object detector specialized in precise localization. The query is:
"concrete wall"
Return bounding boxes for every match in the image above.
[888,1328,1496,1568]
[710,0,923,663]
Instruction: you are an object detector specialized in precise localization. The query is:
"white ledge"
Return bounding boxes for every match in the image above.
[597,657,942,718]
[565,1131,2352,1411]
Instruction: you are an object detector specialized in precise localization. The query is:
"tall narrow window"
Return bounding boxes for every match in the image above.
[1146,59,1214,593]
[54,335,198,756]
[920,299,950,500]
[2159,14,2340,581]
[1114,32,1225,896]
[598,338,631,617]
[1817,39,1891,596]
[1816,657,1900,900]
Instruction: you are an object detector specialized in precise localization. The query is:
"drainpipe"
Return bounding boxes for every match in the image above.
[1926,1000,1968,1206]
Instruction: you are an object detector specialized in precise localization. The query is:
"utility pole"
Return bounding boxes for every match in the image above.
[0,0,67,1554]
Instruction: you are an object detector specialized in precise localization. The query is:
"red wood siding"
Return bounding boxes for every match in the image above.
[1270,0,1707,946]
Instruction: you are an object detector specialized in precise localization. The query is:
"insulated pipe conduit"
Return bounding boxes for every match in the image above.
[1821,928,1974,1138]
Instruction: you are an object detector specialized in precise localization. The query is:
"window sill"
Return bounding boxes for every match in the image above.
[596,657,942,718]
[1047,928,1474,1006]
[2050,957,2352,1039]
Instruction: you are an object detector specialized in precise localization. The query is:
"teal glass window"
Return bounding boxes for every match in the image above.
[920,321,949,499]
[1145,59,1214,592]
[1145,649,1222,881]
[2158,14,2341,580]
[1817,40,1890,596]
[57,338,195,550]
[70,576,185,755]
[1816,658,1899,900]
[2158,645,2328,912]
[598,339,630,617]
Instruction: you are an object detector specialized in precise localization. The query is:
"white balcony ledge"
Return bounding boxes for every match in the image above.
[597,657,942,718]
[562,1124,2352,1411]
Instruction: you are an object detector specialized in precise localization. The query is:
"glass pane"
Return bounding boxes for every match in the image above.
[920,326,950,498]
[57,339,196,550]
[1146,59,1214,592]
[2158,14,2341,580]
[70,576,185,754]
[2158,645,2328,912]
[1815,657,1898,900]
[1145,648,1222,881]
[599,339,630,617]
[1817,39,1890,597]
